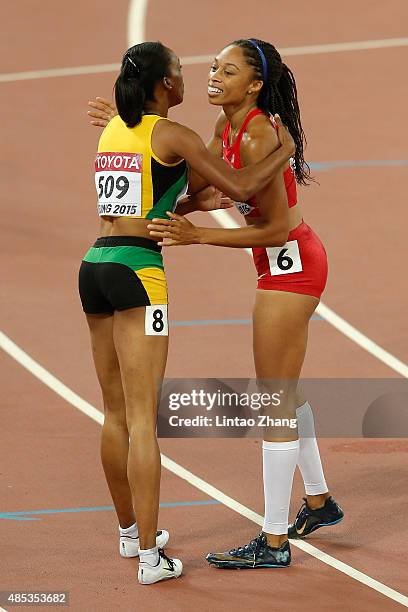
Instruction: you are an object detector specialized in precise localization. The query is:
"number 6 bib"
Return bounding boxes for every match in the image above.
[266,240,303,276]
[95,152,142,216]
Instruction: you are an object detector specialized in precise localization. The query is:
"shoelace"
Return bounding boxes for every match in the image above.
[158,548,175,571]
[229,534,265,567]
[252,534,264,567]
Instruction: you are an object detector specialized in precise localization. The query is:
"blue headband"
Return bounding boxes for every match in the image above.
[247,39,268,83]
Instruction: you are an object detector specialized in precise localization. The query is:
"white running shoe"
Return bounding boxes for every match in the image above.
[120,529,169,558]
[138,548,183,584]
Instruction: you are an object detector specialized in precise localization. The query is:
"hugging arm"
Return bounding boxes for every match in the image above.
[149,120,291,248]
[164,117,293,202]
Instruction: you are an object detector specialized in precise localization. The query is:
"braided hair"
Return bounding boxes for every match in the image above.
[231,39,311,185]
[115,42,171,128]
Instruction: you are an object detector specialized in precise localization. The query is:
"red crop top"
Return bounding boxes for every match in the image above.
[222,108,297,217]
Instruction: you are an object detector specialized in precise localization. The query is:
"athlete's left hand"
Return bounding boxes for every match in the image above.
[148,212,201,246]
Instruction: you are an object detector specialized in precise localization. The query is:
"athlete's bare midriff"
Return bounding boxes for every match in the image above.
[99,216,158,240]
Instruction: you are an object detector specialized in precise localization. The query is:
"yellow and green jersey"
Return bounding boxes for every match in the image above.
[95,114,188,219]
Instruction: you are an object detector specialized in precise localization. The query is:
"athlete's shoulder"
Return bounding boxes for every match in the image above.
[241,113,280,164]
[245,112,279,145]
[151,118,204,163]
[98,115,123,150]
[100,114,123,135]
[154,117,186,132]
[154,118,200,143]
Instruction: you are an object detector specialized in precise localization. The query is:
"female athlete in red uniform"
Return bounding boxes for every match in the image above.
[88,39,343,570]
[147,39,344,569]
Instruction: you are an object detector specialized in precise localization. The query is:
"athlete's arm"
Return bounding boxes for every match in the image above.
[160,116,293,202]
[148,119,290,248]
[87,100,227,208]
[86,99,232,216]
[237,118,290,244]
[175,186,233,215]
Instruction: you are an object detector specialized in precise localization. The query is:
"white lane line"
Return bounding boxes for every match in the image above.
[316,302,408,377]
[1,37,408,83]
[178,36,408,65]
[280,37,408,55]
[0,63,120,83]
[0,332,103,425]
[209,209,408,378]
[127,0,149,46]
[2,2,407,606]
[162,456,408,607]
[1,330,408,607]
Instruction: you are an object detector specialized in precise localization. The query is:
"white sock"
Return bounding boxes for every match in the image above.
[139,546,159,566]
[119,522,138,538]
[296,401,329,496]
[262,440,299,536]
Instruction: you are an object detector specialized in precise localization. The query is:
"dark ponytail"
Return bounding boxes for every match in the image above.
[231,39,312,185]
[115,42,171,128]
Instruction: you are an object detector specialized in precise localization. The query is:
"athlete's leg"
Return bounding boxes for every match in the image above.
[206,291,316,569]
[253,289,319,548]
[253,290,331,508]
[113,307,168,551]
[296,400,329,509]
[85,313,135,529]
[253,290,318,380]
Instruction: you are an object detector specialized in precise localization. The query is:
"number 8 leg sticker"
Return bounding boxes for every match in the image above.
[145,305,168,336]
[266,240,303,276]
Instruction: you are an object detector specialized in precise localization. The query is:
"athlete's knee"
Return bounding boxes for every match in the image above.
[122,381,159,410]
[127,409,158,436]
[102,404,127,430]
[100,379,126,414]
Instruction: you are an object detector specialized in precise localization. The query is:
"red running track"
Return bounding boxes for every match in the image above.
[1,1,408,610]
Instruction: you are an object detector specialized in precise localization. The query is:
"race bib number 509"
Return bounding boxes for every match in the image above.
[95,152,142,216]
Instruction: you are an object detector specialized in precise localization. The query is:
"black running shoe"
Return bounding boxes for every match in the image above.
[288,496,344,539]
[206,533,291,569]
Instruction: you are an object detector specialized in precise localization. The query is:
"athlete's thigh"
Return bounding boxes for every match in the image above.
[113,307,169,418]
[85,313,126,415]
[253,289,319,379]
[86,313,119,385]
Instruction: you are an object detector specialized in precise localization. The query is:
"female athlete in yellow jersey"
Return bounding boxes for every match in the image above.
[81,41,294,584]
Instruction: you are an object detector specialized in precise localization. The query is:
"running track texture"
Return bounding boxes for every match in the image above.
[1,1,408,610]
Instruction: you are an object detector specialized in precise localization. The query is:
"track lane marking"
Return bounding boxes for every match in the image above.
[1,37,408,83]
[1,330,407,606]
[1,5,407,608]
[0,500,221,521]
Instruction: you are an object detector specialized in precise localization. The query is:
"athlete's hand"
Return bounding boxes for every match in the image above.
[192,185,233,211]
[273,114,295,157]
[87,97,118,127]
[148,212,201,246]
